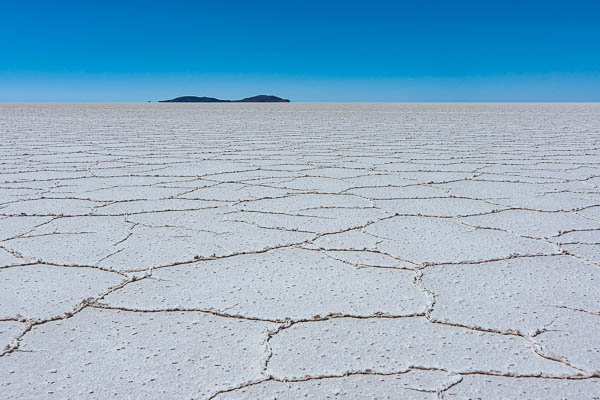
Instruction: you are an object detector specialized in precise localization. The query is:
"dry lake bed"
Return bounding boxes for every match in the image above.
[1,102,599,399]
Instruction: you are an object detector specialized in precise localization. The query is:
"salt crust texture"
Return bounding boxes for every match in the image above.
[1,103,599,399]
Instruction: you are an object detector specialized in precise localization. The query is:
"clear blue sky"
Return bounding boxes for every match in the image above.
[1,0,599,101]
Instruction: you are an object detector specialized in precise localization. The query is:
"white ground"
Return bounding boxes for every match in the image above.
[1,103,599,399]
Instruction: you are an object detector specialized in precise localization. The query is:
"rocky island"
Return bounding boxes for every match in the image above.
[159,95,290,103]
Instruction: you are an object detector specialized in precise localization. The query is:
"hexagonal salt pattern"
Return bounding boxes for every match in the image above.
[1,103,600,398]
[0,308,273,399]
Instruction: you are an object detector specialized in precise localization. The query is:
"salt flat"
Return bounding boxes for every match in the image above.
[1,103,599,399]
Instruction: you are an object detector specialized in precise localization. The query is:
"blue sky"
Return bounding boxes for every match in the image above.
[1,1,599,101]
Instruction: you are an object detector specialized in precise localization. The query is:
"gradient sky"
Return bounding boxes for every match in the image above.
[1,0,599,101]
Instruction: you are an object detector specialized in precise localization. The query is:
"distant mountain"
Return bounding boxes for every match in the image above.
[236,95,290,102]
[159,96,229,103]
[159,94,290,103]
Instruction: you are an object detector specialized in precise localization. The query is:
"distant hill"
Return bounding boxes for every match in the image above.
[159,96,228,103]
[159,95,290,103]
[236,95,290,102]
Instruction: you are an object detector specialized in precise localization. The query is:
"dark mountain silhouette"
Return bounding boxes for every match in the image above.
[236,95,290,102]
[159,96,228,103]
[159,95,290,103]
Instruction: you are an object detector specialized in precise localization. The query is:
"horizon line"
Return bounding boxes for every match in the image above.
[2,101,600,105]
